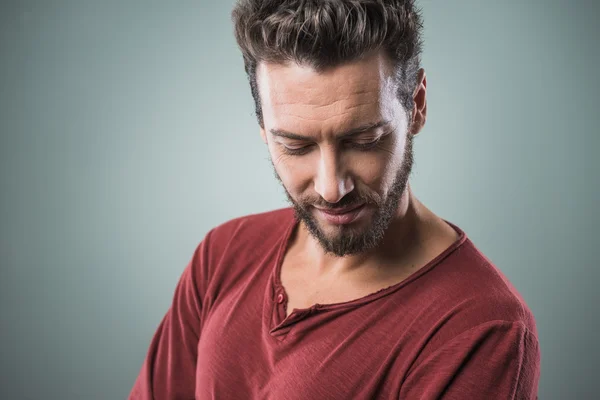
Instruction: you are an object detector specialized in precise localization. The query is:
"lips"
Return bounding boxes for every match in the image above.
[315,203,364,215]
[315,203,366,225]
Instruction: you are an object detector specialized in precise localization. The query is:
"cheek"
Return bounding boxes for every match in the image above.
[270,149,313,193]
[352,157,386,188]
[351,150,398,195]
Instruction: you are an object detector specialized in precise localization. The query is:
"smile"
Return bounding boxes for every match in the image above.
[314,204,366,225]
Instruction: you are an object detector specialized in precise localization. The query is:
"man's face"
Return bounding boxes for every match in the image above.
[257,53,416,257]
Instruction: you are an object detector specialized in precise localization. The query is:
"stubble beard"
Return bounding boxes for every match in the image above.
[271,133,414,257]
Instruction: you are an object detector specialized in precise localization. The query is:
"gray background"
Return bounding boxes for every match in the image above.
[1,1,598,399]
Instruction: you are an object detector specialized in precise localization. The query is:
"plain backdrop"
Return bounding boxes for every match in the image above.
[1,1,598,399]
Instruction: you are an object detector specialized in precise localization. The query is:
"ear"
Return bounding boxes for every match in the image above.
[260,127,267,144]
[410,68,427,135]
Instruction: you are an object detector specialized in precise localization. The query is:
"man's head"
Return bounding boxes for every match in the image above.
[232,0,427,257]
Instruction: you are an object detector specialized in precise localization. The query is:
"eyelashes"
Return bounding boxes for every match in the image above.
[281,137,383,156]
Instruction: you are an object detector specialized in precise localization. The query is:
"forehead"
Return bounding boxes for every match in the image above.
[256,53,400,132]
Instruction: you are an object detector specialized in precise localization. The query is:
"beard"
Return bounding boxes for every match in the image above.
[270,133,415,257]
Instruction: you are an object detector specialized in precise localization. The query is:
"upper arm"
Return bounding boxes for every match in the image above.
[129,232,211,400]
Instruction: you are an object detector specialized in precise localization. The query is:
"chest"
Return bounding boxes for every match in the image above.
[195,281,411,400]
[279,257,410,318]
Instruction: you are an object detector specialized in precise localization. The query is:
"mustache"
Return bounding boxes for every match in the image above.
[298,192,380,210]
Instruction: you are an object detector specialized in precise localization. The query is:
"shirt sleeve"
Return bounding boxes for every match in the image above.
[399,320,541,400]
[129,235,209,400]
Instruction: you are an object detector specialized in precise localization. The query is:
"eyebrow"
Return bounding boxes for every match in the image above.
[269,120,390,141]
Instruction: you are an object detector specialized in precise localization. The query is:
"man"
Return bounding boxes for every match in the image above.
[130,0,540,398]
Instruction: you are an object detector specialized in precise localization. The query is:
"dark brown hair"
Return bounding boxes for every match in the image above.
[232,0,424,127]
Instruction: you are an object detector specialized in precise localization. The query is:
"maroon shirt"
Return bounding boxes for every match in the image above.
[130,207,540,399]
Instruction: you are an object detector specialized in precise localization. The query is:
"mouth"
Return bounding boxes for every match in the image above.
[313,203,366,225]
[314,203,365,215]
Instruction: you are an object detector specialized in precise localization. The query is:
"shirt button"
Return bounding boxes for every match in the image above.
[277,293,284,303]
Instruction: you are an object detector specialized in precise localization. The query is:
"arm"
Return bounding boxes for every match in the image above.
[399,320,541,400]
[129,234,210,400]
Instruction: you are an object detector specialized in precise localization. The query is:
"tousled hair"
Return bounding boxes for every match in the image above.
[232,0,424,127]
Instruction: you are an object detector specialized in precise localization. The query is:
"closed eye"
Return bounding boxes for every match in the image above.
[280,144,314,156]
[346,137,382,150]
[280,136,384,156]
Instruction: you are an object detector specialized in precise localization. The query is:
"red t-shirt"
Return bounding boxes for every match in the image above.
[130,207,540,399]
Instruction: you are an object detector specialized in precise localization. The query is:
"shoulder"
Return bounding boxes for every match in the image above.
[410,232,539,358]
[207,206,295,246]
[456,238,536,330]
[193,206,296,265]
[186,207,296,296]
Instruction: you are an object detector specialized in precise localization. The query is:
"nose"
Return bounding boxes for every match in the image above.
[313,148,354,204]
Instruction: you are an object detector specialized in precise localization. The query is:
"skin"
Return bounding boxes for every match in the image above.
[256,51,458,284]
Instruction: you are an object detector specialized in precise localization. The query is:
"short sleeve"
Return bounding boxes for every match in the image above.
[399,320,541,400]
[129,233,211,400]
